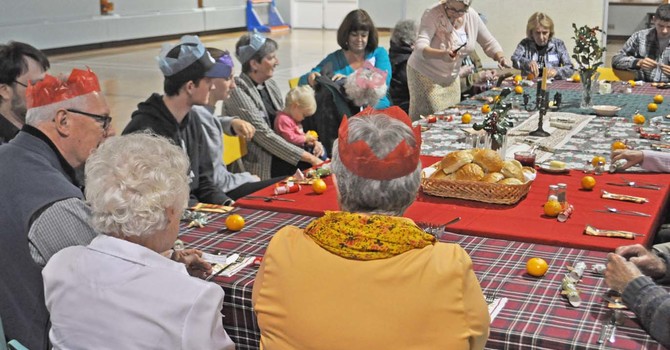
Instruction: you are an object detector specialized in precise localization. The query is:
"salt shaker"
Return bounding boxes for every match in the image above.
[548,185,559,201]
[556,183,567,205]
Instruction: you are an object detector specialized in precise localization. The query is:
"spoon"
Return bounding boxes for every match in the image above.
[599,206,651,217]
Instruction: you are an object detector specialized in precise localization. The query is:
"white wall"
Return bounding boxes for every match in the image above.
[0,0,247,50]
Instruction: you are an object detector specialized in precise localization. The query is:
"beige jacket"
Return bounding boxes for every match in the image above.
[408,4,502,86]
[252,225,490,350]
[223,73,304,180]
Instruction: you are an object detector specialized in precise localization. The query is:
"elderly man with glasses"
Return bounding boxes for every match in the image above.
[0,68,115,349]
[0,41,50,144]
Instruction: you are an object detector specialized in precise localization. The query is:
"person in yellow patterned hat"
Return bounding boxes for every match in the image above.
[252,107,489,349]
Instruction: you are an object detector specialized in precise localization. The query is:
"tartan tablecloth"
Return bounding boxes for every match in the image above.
[179,208,667,350]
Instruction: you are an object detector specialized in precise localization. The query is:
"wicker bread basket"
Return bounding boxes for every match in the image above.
[421,161,533,205]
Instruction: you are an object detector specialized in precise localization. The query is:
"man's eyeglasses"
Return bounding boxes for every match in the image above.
[14,80,27,88]
[66,109,112,131]
[445,5,468,14]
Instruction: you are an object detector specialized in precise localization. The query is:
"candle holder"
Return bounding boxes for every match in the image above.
[529,90,551,137]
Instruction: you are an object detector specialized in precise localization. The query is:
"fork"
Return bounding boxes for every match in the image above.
[484,291,497,304]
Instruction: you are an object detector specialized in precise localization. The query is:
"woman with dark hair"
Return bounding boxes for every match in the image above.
[511,12,574,79]
[224,32,324,180]
[298,9,392,109]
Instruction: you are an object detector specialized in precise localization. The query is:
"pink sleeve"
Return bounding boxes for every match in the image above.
[274,113,306,146]
[641,150,670,172]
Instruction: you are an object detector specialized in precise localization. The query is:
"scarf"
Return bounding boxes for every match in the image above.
[304,211,436,260]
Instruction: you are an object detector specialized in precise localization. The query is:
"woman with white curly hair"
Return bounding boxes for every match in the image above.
[252,107,489,349]
[42,133,235,350]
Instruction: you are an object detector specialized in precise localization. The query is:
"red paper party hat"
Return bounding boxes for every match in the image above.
[26,68,101,109]
[338,106,421,180]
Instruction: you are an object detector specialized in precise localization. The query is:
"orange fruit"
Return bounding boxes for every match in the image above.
[628,80,636,87]
[481,104,491,114]
[526,257,549,277]
[513,74,523,83]
[611,140,626,151]
[572,74,581,83]
[654,94,664,104]
[581,176,596,190]
[461,113,472,124]
[527,73,536,80]
[633,113,646,125]
[514,85,524,94]
[591,155,606,167]
[306,130,319,139]
[225,214,245,231]
[648,103,658,112]
[543,200,563,217]
[312,179,327,194]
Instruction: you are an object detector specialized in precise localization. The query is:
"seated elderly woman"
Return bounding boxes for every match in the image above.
[252,107,490,349]
[511,12,574,79]
[224,32,323,180]
[298,9,392,109]
[43,133,235,349]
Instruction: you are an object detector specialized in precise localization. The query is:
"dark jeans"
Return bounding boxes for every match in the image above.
[270,155,313,178]
[226,176,284,200]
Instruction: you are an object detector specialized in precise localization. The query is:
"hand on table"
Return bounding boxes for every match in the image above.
[173,248,213,279]
[605,252,643,293]
[231,119,255,141]
[637,57,658,70]
[611,149,644,170]
[615,244,667,279]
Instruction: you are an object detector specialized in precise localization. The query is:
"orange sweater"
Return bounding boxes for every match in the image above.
[252,225,490,350]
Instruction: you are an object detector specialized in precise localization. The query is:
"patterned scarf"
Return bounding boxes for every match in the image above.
[304,211,436,261]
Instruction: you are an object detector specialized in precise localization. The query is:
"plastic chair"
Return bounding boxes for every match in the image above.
[0,314,29,350]
[222,134,247,172]
[596,67,636,81]
[288,77,299,89]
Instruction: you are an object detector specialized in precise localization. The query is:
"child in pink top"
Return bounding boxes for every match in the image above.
[274,85,326,159]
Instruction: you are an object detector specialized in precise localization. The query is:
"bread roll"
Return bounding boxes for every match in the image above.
[440,150,474,174]
[481,172,505,183]
[500,159,524,181]
[430,169,450,180]
[472,149,503,173]
[498,177,524,185]
[454,163,484,181]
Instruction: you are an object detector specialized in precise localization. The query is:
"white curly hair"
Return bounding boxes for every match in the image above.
[344,65,388,107]
[85,132,190,238]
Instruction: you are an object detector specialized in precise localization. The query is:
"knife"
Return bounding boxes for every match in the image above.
[606,182,661,190]
[243,195,296,202]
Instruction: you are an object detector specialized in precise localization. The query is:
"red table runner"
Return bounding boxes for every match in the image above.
[235,156,670,251]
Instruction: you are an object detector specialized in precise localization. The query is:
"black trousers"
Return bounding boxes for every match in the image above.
[226,176,284,200]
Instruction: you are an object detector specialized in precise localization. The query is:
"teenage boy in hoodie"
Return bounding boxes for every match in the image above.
[123,35,233,206]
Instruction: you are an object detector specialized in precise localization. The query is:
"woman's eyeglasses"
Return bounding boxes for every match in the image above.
[445,5,468,14]
[66,108,112,131]
[14,80,27,88]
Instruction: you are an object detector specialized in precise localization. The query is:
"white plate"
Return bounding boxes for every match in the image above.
[592,105,621,117]
[537,164,570,174]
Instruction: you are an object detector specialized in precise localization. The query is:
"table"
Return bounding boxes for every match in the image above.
[179,208,667,350]
[235,156,670,252]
